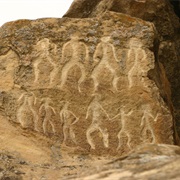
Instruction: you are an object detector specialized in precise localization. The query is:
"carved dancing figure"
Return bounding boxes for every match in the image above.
[59,101,79,145]
[91,36,119,92]
[33,38,59,85]
[59,34,89,92]
[127,38,148,88]
[39,97,56,134]
[117,106,133,150]
[17,92,38,130]
[140,104,158,143]
[86,94,110,149]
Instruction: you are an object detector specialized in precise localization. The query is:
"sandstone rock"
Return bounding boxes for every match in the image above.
[79,144,180,180]
[0,10,174,156]
[65,0,180,138]
[0,0,180,179]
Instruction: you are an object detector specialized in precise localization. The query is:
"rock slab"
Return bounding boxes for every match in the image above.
[0,11,174,155]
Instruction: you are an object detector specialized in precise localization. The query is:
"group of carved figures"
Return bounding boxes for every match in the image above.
[16,92,162,150]
[16,92,78,145]
[32,35,151,92]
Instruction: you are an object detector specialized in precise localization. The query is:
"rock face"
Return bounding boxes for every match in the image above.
[79,144,180,180]
[65,0,180,138]
[0,0,179,179]
[0,10,175,155]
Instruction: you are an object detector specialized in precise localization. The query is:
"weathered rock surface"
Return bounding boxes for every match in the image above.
[0,0,179,179]
[79,144,180,180]
[0,10,174,156]
[1,122,180,180]
[65,0,180,138]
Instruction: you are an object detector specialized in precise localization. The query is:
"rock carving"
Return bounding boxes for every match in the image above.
[117,107,133,150]
[140,105,157,143]
[127,38,147,88]
[86,94,110,149]
[33,39,59,85]
[17,92,38,129]
[39,97,56,135]
[59,101,79,145]
[59,34,89,92]
[91,36,120,92]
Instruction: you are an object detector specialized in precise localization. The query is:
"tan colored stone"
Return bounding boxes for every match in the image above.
[0,11,174,156]
[64,0,180,141]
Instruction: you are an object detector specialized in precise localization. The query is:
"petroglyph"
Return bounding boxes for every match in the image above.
[39,97,56,134]
[86,94,110,149]
[140,105,157,143]
[32,39,59,85]
[16,92,38,129]
[127,38,148,88]
[59,34,89,92]
[0,13,174,156]
[117,107,133,150]
[59,101,79,145]
[91,36,120,92]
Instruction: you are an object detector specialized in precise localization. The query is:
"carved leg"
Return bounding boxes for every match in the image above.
[91,74,99,93]
[86,125,96,149]
[99,127,109,148]
[117,130,123,150]
[77,64,86,93]
[69,127,77,144]
[62,126,69,145]
[126,132,132,150]
[49,67,59,87]
[42,118,48,134]
[112,75,119,91]
[59,63,73,90]
[107,65,119,91]
[49,120,56,134]
[33,61,40,83]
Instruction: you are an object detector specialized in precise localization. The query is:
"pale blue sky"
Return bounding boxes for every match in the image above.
[0,0,74,26]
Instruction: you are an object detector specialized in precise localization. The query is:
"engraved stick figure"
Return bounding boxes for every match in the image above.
[86,94,110,149]
[59,101,79,145]
[140,105,157,143]
[127,38,147,88]
[117,107,133,150]
[33,39,59,85]
[59,34,89,92]
[17,92,38,129]
[39,97,56,134]
[91,36,119,92]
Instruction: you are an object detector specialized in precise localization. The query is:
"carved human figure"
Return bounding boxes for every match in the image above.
[85,94,110,149]
[91,36,119,92]
[117,107,133,150]
[59,101,79,145]
[59,34,89,92]
[127,38,147,88]
[33,38,59,85]
[140,104,158,143]
[16,92,38,130]
[39,97,56,135]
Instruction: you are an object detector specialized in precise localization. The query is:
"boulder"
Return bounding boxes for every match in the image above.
[65,0,180,137]
[0,10,174,155]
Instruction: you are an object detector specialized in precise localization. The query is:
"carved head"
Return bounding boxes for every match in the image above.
[70,32,81,41]
[91,93,101,101]
[128,38,143,48]
[41,97,53,105]
[60,101,70,109]
[101,36,111,43]
[37,38,50,49]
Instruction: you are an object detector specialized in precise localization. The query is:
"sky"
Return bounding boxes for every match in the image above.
[0,0,74,27]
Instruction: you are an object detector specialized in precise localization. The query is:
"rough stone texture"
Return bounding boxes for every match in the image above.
[0,10,175,156]
[64,0,180,138]
[79,144,180,180]
[0,0,179,179]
